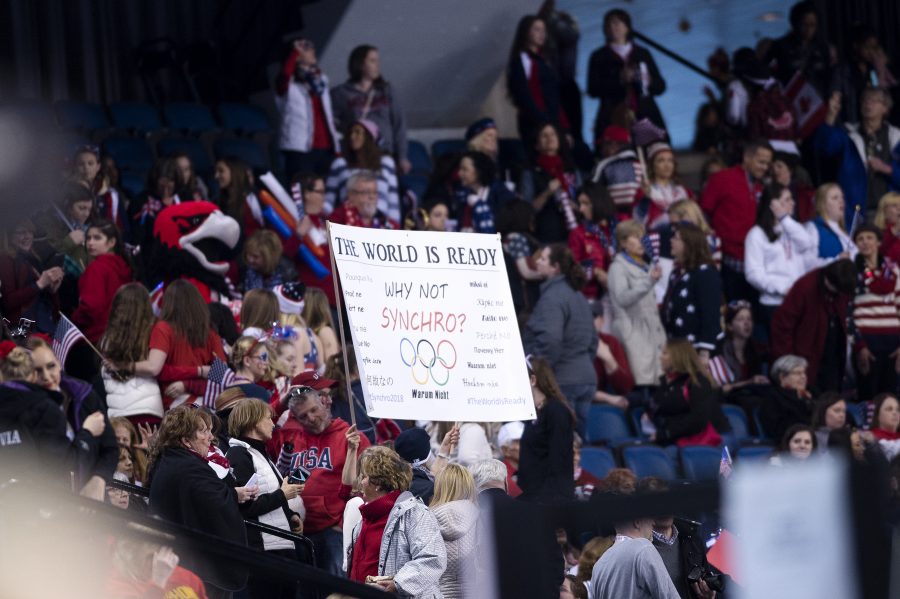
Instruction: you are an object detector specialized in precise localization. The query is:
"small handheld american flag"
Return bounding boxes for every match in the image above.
[719,446,733,479]
[52,315,86,368]
[201,357,237,408]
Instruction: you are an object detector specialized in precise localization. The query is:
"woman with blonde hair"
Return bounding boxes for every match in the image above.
[227,336,272,402]
[649,339,730,447]
[804,183,855,268]
[430,464,479,599]
[875,191,900,260]
[240,229,297,292]
[110,416,150,485]
[667,199,721,265]
[301,287,339,360]
[346,445,446,595]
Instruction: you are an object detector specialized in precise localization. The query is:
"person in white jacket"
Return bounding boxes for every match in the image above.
[803,182,857,269]
[430,464,480,599]
[745,183,814,334]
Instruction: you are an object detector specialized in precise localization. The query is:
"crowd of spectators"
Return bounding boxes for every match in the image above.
[4,1,900,598]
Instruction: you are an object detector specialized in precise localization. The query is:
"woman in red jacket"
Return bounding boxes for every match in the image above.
[71,220,133,344]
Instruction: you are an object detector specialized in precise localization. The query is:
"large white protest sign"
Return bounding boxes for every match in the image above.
[328,223,535,422]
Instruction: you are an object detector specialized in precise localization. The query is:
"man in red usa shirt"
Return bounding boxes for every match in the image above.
[268,371,371,576]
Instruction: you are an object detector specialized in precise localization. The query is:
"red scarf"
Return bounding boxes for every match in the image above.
[187,444,232,470]
[350,490,402,582]
[536,153,568,191]
[872,427,900,441]
[526,52,547,113]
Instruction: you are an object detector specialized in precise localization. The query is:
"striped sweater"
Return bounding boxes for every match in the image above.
[591,150,644,215]
[324,154,400,222]
[850,257,900,349]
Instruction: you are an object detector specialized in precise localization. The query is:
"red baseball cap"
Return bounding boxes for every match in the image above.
[601,125,631,143]
[290,370,337,390]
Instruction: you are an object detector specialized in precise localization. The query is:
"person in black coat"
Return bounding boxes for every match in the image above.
[148,406,248,598]
[394,427,436,505]
[507,15,567,152]
[759,354,815,441]
[662,222,724,361]
[587,9,667,141]
[651,339,730,446]
[518,356,575,502]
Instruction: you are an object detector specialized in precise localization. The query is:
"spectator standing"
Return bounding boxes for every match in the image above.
[744,183,815,331]
[518,356,576,502]
[607,219,666,389]
[394,427,437,505]
[771,151,816,222]
[276,38,339,178]
[850,224,900,401]
[523,245,597,433]
[830,28,898,125]
[331,44,409,173]
[148,406,248,598]
[591,126,643,216]
[239,229,297,293]
[667,200,721,266]
[34,183,93,281]
[816,88,900,220]
[764,1,830,96]
[346,446,447,595]
[100,284,164,425]
[292,173,337,306]
[568,182,618,302]
[430,464,480,599]
[662,222,723,359]
[700,139,773,301]
[770,259,856,392]
[70,220,133,344]
[875,191,900,261]
[520,122,581,244]
[213,158,263,236]
[226,399,304,599]
[267,381,371,576]
[496,421,524,497]
[71,145,128,235]
[804,183,855,269]
[650,339,729,447]
[587,9,667,140]
[507,15,568,151]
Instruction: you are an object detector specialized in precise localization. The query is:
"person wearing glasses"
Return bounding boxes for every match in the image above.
[276,37,339,179]
[328,170,399,230]
[267,372,372,576]
[292,173,337,306]
[226,336,272,402]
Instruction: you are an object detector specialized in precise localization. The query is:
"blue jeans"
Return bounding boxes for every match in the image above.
[558,383,596,438]
[308,527,345,577]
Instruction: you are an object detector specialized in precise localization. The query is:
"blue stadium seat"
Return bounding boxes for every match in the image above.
[736,445,773,462]
[407,140,432,175]
[680,446,722,481]
[163,102,217,133]
[109,102,163,135]
[628,406,648,440]
[722,405,752,443]
[586,405,638,446]
[118,171,146,199]
[213,138,268,172]
[400,174,428,201]
[102,137,155,173]
[217,103,271,135]
[431,139,466,160]
[157,137,213,178]
[580,447,617,479]
[55,101,110,133]
[621,445,678,481]
[845,401,867,428]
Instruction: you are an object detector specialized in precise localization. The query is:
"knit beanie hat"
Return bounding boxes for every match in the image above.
[356,118,380,143]
[497,421,525,449]
[465,117,497,142]
[274,282,306,315]
[646,141,673,162]
[394,427,432,466]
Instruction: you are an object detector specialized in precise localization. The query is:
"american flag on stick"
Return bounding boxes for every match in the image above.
[719,446,733,479]
[202,357,237,408]
[52,315,87,367]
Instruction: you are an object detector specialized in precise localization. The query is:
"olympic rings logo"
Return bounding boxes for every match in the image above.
[399,338,457,386]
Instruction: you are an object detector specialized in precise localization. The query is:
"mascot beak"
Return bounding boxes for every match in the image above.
[180,210,241,275]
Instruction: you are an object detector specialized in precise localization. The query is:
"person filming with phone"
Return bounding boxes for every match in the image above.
[267,372,372,576]
[226,398,306,599]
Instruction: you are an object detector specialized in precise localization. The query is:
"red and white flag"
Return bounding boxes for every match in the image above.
[784,72,827,138]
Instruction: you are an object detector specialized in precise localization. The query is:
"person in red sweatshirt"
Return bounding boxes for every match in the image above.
[267,371,371,576]
[591,301,634,408]
[71,220,132,343]
[700,139,773,302]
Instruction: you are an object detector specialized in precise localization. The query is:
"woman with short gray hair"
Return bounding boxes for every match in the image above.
[760,354,814,440]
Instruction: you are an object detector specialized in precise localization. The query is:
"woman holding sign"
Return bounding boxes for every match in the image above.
[524,244,597,436]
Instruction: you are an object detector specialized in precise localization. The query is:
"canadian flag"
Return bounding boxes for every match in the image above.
[784,72,827,138]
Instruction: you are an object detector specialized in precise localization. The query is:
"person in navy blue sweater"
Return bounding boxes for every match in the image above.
[662,222,723,364]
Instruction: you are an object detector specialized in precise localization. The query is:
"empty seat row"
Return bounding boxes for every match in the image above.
[580,443,773,483]
[8,99,271,136]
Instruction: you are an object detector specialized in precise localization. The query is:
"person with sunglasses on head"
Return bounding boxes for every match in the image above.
[266,371,371,577]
